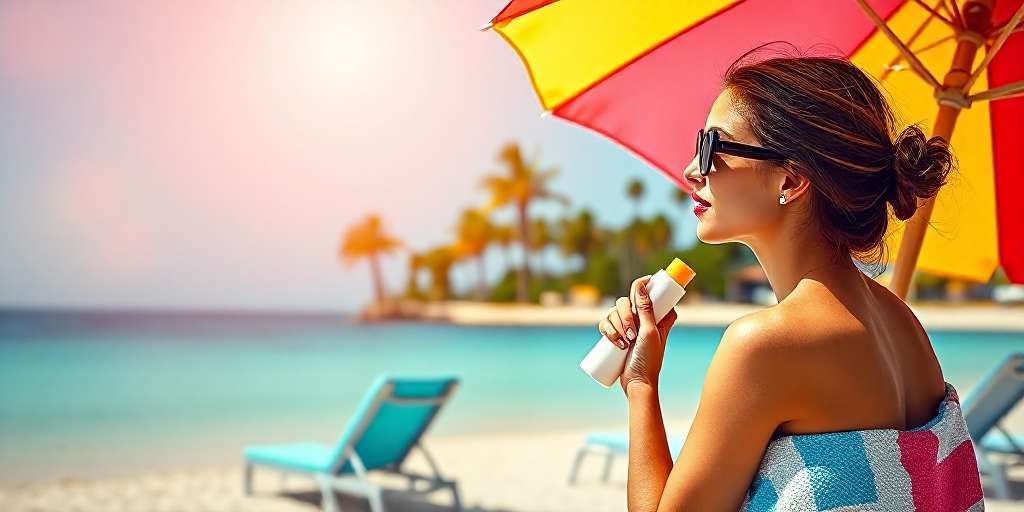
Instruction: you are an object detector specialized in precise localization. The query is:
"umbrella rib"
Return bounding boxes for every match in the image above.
[913,0,957,29]
[943,0,965,28]
[962,1,1024,93]
[856,0,942,89]
[968,79,1024,103]
[989,22,1023,38]
[915,34,956,54]
[879,11,945,82]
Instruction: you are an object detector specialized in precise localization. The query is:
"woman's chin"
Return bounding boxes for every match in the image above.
[695,220,715,242]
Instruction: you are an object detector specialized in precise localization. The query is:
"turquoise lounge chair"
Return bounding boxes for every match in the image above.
[962,352,1024,500]
[568,431,684,484]
[244,375,461,512]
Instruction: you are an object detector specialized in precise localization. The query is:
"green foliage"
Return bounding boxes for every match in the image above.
[626,178,645,203]
[421,246,456,300]
[676,242,735,299]
[583,249,624,297]
[403,251,426,300]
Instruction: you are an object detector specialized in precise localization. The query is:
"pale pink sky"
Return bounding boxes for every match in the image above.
[0,1,696,311]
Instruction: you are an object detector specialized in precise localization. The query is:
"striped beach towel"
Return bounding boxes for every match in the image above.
[742,382,984,511]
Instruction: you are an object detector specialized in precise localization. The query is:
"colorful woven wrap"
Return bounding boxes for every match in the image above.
[742,382,984,511]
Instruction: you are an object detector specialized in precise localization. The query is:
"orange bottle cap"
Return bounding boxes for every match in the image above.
[665,258,696,288]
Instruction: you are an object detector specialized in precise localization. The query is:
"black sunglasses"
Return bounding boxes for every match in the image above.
[694,128,787,176]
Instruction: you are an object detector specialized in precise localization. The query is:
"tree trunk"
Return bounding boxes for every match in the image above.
[475,254,488,301]
[369,252,385,304]
[516,201,531,303]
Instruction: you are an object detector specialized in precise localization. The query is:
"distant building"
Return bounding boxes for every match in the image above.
[725,250,775,305]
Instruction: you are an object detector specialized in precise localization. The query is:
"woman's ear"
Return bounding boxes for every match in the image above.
[779,166,810,203]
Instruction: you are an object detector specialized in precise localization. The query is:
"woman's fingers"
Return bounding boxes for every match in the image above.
[615,296,637,345]
[629,275,653,317]
[657,307,678,343]
[599,318,625,349]
[631,275,660,340]
[600,307,626,349]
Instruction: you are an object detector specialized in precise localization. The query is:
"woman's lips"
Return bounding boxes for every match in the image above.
[691,192,711,216]
[690,192,711,216]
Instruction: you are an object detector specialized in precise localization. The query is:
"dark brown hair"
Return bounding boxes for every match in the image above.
[721,43,956,272]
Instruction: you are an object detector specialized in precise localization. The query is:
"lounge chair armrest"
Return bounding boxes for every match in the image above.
[995,423,1024,455]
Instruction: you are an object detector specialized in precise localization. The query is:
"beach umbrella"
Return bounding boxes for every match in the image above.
[485,0,1024,298]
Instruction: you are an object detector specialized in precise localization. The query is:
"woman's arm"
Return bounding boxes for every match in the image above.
[605,279,801,511]
[654,312,797,510]
[599,275,683,509]
[626,382,674,511]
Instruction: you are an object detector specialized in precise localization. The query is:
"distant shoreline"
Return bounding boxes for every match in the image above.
[2,302,1020,332]
[363,299,1024,332]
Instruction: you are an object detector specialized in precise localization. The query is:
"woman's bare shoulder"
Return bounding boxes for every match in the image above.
[710,307,828,422]
[725,303,846,352]
[718,306,830,381]
[719,304,862,402]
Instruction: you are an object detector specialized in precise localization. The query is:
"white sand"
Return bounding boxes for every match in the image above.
[3,427,1023,511]
[406,301,1024,332]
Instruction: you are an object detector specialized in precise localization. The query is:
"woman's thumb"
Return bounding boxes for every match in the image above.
[634,280,657,329]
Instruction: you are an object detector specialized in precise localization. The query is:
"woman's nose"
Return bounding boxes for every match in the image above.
[682,156,705,188]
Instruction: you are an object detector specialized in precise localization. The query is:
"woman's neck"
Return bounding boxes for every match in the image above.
[740,222,860,303]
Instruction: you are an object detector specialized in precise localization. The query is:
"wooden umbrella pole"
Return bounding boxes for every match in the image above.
[887,0,995,300]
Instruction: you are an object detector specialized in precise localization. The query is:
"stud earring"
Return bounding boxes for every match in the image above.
[779,193,787,205]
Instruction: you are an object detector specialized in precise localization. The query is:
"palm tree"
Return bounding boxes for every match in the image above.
[529,217,553,277]
[627,178,645,218]
[493,224,516,271]
[454,208,493,300]
[649,214,673,252]
[339,214,402,305]
[421,245,456,300]
[480,142,569,302]
[628,215,674,273]
[559,209,599,274]
[672,186,691,210]
[624,177,646,279]
[404,251,424,299]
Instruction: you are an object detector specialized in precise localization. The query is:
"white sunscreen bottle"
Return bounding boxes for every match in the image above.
[579,258,696,388]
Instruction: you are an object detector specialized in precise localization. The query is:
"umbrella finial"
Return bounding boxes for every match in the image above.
[479,22,494,32]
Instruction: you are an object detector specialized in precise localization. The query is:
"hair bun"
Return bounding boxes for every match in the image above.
[888,124,954,221]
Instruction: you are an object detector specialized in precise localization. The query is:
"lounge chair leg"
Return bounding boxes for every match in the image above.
[450,481,463,512]
[318,476,341,512]
[990,464,1011,500]
[601,451,615,482]
[976,448,1011,500]
[568,446,588,485]
[367,485,385,512]
[243,462,253,496]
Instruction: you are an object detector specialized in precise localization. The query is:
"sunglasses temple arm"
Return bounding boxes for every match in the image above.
[717,141,785,161]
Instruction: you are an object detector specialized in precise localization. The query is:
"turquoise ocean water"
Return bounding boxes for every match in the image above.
[0,310,1020,483]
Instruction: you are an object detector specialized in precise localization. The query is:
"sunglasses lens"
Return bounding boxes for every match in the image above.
[700,131,713,175]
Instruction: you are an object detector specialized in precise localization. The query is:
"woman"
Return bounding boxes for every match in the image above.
[598,49,985,511]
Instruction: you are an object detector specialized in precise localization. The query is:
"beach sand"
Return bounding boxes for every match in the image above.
[404,300,1024,332]
[3,426,1023,511]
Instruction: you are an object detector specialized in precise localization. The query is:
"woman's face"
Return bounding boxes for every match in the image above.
[683,89,789,245]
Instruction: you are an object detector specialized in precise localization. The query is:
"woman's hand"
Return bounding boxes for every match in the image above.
[597,275,679,394]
